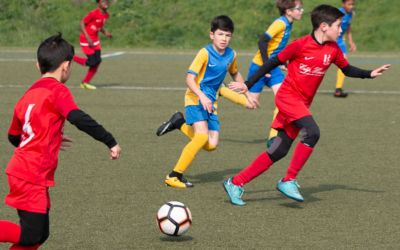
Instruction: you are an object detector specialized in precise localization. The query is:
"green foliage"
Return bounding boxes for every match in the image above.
[0,0,399,51]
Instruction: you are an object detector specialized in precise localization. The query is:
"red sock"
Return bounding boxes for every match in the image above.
[10,244,40,250]
[283,142,314,181]
[83,65,99,83]
[73,55,87,66]
[0,220,21,243]
[232,152,274,186]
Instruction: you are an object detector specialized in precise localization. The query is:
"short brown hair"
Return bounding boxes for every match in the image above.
[276,0,298,16]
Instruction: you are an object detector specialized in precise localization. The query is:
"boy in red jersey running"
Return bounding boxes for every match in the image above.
[73,0,112,90]
[223,4,390,206]
[0,33,121,249]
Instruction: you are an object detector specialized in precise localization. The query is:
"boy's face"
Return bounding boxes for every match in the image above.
[98,0,109,10]
[343,0,355,13]
[287,0,304,21]
[322,18,342,41]
[210,29,232,52]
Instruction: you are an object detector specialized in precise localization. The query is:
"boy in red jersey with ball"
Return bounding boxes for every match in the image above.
[0,33,121,249]
[73,0,112,90]
[223,4,390,206]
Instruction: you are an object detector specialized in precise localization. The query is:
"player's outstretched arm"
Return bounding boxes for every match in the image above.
[67,109,121,159]
[371,64,391,78]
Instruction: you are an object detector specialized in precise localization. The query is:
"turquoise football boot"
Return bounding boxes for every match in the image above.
[223,178,246,206]
[276,179,304,202]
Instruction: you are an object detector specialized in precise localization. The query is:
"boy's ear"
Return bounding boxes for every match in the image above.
[209,31,214,40]
[35,62,40,72]
[320,22,328,32]
[61,61,71,71]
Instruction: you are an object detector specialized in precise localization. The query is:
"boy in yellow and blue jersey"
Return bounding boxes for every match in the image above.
[221,0,303,148]
[156,15,245,188]
[334,0,357,97]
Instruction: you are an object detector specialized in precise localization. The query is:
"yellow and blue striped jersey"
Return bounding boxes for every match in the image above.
[252,16,292,66]
[185,44,238,106]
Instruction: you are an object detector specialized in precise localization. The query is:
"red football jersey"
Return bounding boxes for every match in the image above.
[277,34,349,105]
[6,78,79,187]
[79,8,109,45]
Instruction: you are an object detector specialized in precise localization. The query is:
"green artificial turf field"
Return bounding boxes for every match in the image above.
[0,49,399,249]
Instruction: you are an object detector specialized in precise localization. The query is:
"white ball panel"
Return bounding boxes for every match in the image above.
[157,204,171,219]
[159,220,177,235]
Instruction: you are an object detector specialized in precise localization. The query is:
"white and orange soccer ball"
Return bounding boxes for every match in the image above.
[156,201,192,236]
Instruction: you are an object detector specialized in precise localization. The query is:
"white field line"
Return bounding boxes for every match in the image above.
[1,84,400,95]
[101,51,125,58]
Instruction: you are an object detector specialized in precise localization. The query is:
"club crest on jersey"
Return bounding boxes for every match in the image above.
[323,54,331,65]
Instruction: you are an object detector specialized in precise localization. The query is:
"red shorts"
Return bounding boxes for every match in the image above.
[5,175,50,214]
[79,34,101,55]
[272,90,312,139]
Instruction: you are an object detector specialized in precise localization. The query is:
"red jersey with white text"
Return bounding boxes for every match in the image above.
[79,8,109,46]
[277,34,349,106]
[6,78,79,187]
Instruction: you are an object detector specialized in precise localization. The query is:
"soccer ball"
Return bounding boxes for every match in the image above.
[156,201,192,236]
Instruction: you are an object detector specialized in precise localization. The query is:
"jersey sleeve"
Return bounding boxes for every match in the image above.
[8,110,22,136]
[333,45,349,68]
[265,20,286,39]
[187,49,208,76]
[54,85,79,118]
[277,38,302,62]
[82,10,95,25]
[229,51,238,75]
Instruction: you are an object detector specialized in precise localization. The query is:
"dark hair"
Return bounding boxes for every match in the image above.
[210,15,234,33]
[342,0,354,3]
[276,0,298,16]
[311,4,344,31]
[37,33,74,74]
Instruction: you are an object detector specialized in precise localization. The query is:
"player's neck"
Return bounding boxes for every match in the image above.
[98,7,108,13]
[212,44,226,55]
[41,72,62,83]
[312,30,329,45]
[285,14,294,23]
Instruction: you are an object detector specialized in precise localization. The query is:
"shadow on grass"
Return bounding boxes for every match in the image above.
[187,168,242,184]
[160,235,194,242]
[242,183,384,208]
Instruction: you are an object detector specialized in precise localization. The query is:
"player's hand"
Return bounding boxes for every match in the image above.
[110,144,121,160]
[228,81,248,94]
[245,93,260,109]
[87,38,95,47]
[199,94,213,113]
[279,65,288,73]
[349,42,357,52]
[60,135,73,151]
[104,30,112,39]
[371,64,391,78]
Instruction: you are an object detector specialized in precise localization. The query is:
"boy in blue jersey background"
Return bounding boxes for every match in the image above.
[155,15,245,188]
[220,0,303,148]
[334,0,357,97]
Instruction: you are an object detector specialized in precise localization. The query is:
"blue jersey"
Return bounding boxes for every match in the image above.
[185,44,238,106]
[338,7,353,40]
